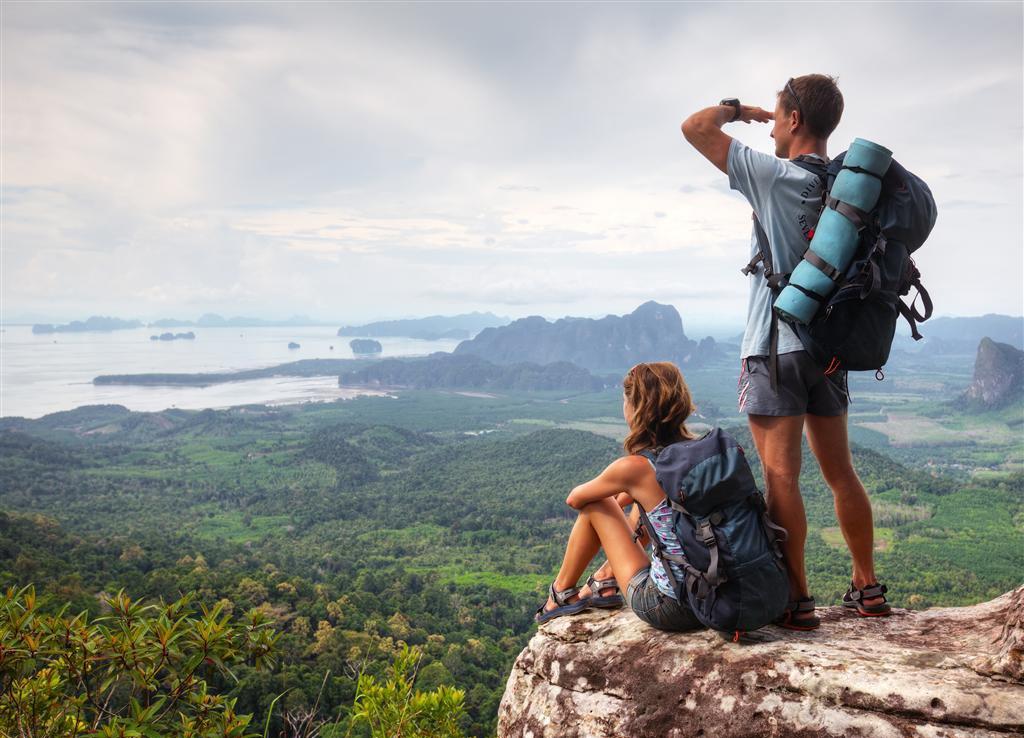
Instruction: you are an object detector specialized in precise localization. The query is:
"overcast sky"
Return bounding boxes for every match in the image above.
[2,1,1022,329]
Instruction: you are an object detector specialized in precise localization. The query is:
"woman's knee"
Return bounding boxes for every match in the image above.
[579,497,620,516]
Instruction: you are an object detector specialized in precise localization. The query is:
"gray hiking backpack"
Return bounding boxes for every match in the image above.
[637,428,789,636]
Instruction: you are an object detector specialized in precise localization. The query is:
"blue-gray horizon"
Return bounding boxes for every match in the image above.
[2,2,1022,326]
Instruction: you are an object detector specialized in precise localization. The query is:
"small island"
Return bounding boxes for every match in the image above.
[349,338,383,355]
[288,342,301,350]
[150,331,196,341]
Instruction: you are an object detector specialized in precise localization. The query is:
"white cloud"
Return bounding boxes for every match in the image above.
[1,2,1021,324]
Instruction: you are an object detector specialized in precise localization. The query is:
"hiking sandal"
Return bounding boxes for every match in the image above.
[582,573,624,609]
[534,582,588,624]
[774,596,821,631]
[843,582,891,617]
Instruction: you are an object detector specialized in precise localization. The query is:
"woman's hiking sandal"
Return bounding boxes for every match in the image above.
[774,596,821,631]
[582,573,624,609]
[534,582,589,624]
[843,582,892,617]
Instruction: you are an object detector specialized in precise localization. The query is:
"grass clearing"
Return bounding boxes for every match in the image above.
[820,526,893,552]
[406,564,546,596]
[557,421,624,439]
[193,512,293,543]
[859,413,965,446]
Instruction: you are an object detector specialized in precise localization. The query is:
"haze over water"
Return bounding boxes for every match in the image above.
[0,326,460,418]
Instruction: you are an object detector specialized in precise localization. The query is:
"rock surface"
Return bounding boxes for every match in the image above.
[960,338,1024,410]
[498,587,1024,738]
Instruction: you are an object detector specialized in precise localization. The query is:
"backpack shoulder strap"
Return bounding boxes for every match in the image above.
[742,215,788,291]
[740,218,786,392]
[740,155,826,284]
[637,447,661,467]
[791,154,829,181]
[741,156,829,391]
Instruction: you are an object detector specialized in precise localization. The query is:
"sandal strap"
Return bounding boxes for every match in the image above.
[790,597,816,613]
[849,582,887,602]
[586,574,619,594]
[550,582,581,607]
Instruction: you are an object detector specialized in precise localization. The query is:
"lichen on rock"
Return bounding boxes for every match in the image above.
[498,586,1024,738]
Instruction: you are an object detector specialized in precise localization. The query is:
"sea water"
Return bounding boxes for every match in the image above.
[0,325,461,418]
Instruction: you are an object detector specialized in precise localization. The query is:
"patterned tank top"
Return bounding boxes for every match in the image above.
[648,499,687,599]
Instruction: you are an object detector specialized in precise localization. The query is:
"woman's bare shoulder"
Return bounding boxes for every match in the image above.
[606,454,656,481]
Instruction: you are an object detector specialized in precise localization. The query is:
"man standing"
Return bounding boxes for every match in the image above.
[681,75,890,629]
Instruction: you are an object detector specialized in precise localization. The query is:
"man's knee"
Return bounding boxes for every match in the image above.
[824,463,863,494]
[764,472,801,497]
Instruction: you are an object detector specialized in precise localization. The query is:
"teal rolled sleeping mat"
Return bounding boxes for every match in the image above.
[774,138,893,324]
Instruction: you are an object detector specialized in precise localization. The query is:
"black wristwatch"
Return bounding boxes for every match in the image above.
[720,98,741,122]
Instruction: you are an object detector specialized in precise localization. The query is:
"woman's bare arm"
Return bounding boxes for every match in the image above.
[566,455,662,510]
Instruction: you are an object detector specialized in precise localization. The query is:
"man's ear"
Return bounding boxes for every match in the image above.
[789,109,801,134]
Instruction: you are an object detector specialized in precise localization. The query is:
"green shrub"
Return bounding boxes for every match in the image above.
[0,586,278,738]
[346,645,466,738]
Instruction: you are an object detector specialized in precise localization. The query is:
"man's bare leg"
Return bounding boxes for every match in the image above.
[804,413,884,607]
[748,414,809,601]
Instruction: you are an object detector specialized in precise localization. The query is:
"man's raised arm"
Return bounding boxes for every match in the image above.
[681,104,773,174]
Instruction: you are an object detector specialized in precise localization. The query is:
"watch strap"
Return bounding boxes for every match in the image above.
[720,98,741,122]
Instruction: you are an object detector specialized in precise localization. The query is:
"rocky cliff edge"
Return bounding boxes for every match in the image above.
[498,586,1023,738]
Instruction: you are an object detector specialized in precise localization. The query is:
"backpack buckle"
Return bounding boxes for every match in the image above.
[741,252,763,277]
[698,521,717,547]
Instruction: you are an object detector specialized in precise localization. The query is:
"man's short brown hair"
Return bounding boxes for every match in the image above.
[779,74,844,139]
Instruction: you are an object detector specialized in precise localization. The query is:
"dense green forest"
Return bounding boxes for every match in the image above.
[1,383,1022,736]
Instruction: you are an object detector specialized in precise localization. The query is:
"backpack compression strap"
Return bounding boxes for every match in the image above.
[749,491,789,557]
[898,280,933,341]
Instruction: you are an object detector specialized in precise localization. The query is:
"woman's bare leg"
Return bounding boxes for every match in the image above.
[544,498,650,612]
[581,503,648,598]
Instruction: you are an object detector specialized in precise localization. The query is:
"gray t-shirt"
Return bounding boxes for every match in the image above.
[727,138,825,359]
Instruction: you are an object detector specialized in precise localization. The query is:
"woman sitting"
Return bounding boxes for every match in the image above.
[535,361,704,632]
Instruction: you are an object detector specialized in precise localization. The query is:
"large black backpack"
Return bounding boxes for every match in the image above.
[745,152,937,383]
[636,428,789,636]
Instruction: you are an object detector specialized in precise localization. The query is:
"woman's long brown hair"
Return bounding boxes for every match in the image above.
[622,362,696,455]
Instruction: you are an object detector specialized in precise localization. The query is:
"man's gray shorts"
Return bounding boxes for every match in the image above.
[737,350,849,417]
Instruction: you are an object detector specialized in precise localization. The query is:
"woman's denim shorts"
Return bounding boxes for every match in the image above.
[626,567,704,632]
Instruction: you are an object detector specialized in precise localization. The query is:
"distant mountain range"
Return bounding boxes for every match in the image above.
[959,337,1024,411]
[32,316,143,334]
[339,352,608,392]
[31,314,334,332]
[896,314,1023,354]
[452,301,721,373]
[337,312,508,341]
[152,314,331,328]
